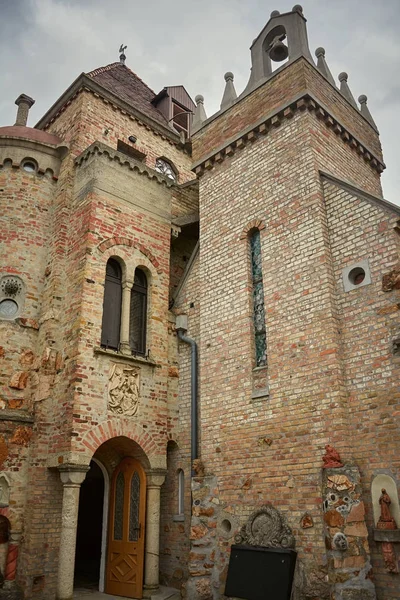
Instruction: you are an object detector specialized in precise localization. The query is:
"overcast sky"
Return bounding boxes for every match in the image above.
[0,0,399,203]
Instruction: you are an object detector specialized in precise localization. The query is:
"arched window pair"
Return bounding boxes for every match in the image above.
[101,258,148,355]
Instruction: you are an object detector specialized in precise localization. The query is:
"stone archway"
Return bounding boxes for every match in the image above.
[56,434,166,600]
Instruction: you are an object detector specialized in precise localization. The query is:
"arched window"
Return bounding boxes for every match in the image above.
[155,158,177,182]
[250,230,267,367]
[177,469,184,515]
[101,258,122,349]
[129,268,148,355]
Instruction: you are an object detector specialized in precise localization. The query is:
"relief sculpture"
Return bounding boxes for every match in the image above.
[235,505,295,549]
[108,364,140,417]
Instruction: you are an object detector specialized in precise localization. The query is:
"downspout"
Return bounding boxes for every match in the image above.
[176,314,198,474]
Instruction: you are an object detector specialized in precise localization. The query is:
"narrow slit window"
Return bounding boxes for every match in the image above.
[129,268,148,355]
[101,258,122,350]
[178,469,184,515]
[250,230,267,367]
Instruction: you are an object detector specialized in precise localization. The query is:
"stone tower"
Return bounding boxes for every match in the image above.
[180,5,400,600]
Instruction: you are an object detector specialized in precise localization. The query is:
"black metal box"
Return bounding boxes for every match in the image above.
[225,545,297,600]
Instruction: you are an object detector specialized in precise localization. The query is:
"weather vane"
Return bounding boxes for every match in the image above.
[119,44,127,65]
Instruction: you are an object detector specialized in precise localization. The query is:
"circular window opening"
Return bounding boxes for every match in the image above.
[348,267,365,286]
[0,299,19,318]
[221,519,232,534]
[22,161,36,173]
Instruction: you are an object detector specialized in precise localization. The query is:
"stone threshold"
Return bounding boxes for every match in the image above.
[73,586,180,600]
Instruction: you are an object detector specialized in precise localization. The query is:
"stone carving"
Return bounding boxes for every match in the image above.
[376,489,399,573]
[381,542,399,574]
[108,364,140,416]
[322,444,343,468]
[333,532,348,551]
[192,459,205,477]
[235,505,295,549]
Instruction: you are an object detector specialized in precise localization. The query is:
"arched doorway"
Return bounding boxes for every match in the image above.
[73,435,155,599]
[74,459,107,590]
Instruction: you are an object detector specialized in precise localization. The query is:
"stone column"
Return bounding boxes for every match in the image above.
[143,469,166,597]
[120,278,133,355]
[3,530,22,590]
[56,465,89,600]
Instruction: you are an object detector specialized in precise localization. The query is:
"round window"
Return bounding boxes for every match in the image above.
[22,161,36,173]
[0,299,19,318]
[348,267,366,286]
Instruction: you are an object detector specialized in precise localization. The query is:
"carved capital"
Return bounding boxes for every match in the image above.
[146,469,167,488]
[58,464,89,487]
[122,279,134,290]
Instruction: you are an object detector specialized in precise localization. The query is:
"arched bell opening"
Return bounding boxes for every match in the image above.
[262,25,289,75]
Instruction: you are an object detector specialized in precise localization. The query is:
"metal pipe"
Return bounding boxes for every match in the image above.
[177,329,198,473]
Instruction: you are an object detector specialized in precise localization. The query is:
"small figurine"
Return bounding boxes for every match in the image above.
[322,444,343,469]
[379,488,395,524]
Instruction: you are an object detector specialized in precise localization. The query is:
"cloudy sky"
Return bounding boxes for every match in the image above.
[0,0,399,203]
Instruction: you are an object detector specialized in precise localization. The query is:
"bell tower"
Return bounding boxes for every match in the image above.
[188,5,387,600]
[243,5,313,93]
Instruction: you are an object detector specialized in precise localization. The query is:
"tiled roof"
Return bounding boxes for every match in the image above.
[86,63,169,128]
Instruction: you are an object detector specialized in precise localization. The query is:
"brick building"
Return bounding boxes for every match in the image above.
[0,6,399,600]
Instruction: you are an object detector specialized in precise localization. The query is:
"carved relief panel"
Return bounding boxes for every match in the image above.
[108,364,140,417]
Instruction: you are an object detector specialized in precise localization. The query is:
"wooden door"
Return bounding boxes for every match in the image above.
[106,458,146,598]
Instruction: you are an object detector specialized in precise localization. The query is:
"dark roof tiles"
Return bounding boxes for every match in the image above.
[86,63,169,127]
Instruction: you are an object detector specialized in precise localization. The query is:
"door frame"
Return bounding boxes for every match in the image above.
[92,458,109,593]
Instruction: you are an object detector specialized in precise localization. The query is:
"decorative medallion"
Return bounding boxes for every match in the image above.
[108,364,140,416]
[1,278,22,298]
[235,505,295,549]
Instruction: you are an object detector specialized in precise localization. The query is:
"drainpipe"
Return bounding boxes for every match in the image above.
[176,314,198,474]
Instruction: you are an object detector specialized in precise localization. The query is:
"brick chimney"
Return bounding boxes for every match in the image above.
[14,94,35,127]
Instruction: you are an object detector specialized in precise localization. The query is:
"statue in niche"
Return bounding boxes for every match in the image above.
[108,364,140,417]
[376,488,399,573]
[379,488,396,524]
[322,444,343,469]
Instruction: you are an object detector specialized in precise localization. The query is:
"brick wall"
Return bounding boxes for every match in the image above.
[46,90,195,183]
[324,179,400,599]
[186,94,399,597]
[192,58,382,164]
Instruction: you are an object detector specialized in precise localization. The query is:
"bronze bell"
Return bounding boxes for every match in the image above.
[268,35,289,62]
